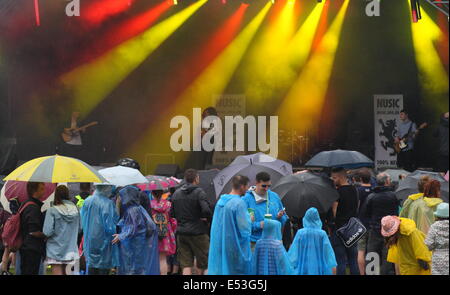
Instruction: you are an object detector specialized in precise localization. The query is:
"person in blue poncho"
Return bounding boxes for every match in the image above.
[251,218,294,275]
[242,172,287,250]
[112,186,160,275]
[288,207,337,275]
[81,184,120,275]
[208,175,252,275]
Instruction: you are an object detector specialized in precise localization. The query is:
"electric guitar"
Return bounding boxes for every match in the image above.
[61,121,98,143]
[394,122,427,153]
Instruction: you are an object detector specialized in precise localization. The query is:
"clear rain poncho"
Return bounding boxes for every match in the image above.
[288,207,337,275]
[117,186,160,275]
[81,184,120,270]
[250,219,294,275]
[208,194,252,275]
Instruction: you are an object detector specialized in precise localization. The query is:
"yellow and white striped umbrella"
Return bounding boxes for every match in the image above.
[3,155,108,183]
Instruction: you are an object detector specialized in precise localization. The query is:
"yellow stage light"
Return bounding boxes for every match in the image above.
[60,0,207,118]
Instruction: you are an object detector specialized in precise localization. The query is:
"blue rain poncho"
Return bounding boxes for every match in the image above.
[242,190,287,242]
[250,219,294,275]
[208,194,252,275]
[117,186,160,275]
[81,185,120,270]
[288,207,337,275]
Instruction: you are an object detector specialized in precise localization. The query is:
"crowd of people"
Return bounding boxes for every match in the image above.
[0,165,448,276]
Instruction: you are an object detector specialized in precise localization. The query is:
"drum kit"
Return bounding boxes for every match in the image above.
[278,129,310,166]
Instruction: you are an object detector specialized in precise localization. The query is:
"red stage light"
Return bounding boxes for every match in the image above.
[83,0,135,26]
[34,0,40,26]
[73,1,172,68]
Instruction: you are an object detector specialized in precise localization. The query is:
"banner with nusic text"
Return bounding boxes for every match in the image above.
[374,95,403,170]
[211,94,246,166]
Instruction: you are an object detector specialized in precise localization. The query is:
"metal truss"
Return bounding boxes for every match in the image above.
[424,0,449,18]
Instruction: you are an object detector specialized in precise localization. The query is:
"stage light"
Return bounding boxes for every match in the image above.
[237,0,297,105]
[174,0,178,5]
[276,0,350,133]
[410,5,448,113]
[410,0,422,22]
[83,0,135,26]
[62,0,207,117]
[34,0,40,26]
[128,1,273,172]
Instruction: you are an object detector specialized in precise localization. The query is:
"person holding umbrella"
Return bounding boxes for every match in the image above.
[329,167,359,275]
[242,172,287,251]
[19,182,46,275]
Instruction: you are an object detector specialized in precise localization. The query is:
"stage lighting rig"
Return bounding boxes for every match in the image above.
[424,0,449,18]
[413,0,449,22]
[411,0,422,22]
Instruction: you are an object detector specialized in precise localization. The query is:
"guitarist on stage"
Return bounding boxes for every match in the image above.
[395,109,419,172]
[66,111,85,146]
[60,111,85,159]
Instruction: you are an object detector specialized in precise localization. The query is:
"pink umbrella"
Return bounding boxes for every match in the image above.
[4,181,56,203]
[445,171,449,182]
[0,180,57,213]
[137,176,170,191]
[166,177,181,188]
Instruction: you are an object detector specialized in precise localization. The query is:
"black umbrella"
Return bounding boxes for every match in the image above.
[213,156,292,199]
[272,172,339,218]
[198,169,220,206]
[305,149,374,169]
[396,170,449,202]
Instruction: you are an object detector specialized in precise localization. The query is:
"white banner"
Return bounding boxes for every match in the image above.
[374,95,403,170]
[211,94,246,166]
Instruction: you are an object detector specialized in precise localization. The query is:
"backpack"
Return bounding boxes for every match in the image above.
[1,201,37,252]
[152,211,169,240]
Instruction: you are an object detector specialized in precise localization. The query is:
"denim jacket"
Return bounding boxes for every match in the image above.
[43,200,80,261]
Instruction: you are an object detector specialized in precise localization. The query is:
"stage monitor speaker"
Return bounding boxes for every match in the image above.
[155,164,180,177]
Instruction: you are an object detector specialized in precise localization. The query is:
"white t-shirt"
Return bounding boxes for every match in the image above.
[66,118,82,146]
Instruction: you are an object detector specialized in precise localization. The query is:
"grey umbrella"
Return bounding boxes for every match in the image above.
[230,152,293,175]
[382,169,411,183]
[305,149,374,169]
[213,154,292,199]
[198,169,220,206]
[272,172,339,218]
[396,170,449,203]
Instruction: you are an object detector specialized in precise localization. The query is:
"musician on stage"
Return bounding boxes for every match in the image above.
[395,110,418,172]
[60,111,86,159]
[433,111,449,172]
[200,107,220,169]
